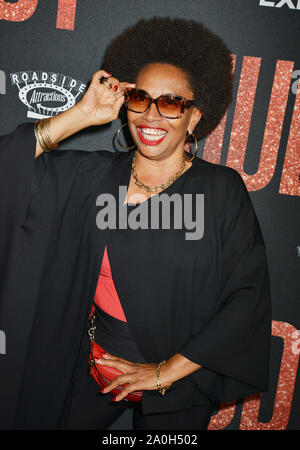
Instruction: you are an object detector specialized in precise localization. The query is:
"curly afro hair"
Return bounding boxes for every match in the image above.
[102,16,233,141]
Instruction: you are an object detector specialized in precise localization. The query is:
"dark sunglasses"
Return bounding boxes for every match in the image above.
[123,88,196,119]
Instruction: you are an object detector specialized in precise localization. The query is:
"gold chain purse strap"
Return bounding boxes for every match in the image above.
[87,307,97,371]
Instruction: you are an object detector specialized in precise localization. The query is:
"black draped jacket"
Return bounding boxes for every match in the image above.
[0,122,272,429]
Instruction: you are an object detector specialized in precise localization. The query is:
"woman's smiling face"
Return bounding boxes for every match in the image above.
[127,63,202,161]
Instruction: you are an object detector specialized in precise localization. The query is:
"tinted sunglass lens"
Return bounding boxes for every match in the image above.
[157,97,181,118]
[126,91,149,112]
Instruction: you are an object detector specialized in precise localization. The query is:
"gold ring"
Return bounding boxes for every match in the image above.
[103,79,112,89]
[100,76,112,89]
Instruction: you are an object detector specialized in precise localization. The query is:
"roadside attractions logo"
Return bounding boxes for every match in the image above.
[10,71,86,119]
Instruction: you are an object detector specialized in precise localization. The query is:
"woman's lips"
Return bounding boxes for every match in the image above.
[136,126,168,146]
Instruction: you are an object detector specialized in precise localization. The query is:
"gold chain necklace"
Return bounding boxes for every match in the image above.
[131,151,187,193]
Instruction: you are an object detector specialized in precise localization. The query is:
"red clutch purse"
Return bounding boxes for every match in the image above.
[88,305,144,402]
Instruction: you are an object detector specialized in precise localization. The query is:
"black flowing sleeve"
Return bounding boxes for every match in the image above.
[0,121,110,234]
[0,123,40,280]
[0,122,113,428]
[178,167,272,403]
[0,123,36,213]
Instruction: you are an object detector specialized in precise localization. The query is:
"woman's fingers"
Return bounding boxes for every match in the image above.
[92,69,112,84]
[94,70,135,91]
[78,69,136,125]
[99,364,159,400]
[100,353,135,364]
[105,76,120,92]
[92,70,136,96]
[91,71,117,93]
[119,81,136,92]
[113,384,141,402]
[95,357,129,372]
[105,78,136,94]
[101,374,133,394]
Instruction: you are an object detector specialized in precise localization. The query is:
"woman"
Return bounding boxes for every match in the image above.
[0,17,271,430]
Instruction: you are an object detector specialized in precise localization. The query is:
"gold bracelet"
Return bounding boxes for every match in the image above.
[156,360,167,396]
[40,118,58,152]
[41,118,58,151]
[34,121,47,153]
[34,119,58,153]
[34,120,52,153]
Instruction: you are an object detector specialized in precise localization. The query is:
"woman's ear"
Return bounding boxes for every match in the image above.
[188,106,202,134]
[192,107,202,128]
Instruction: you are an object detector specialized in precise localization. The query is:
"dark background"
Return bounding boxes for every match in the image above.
[0,0,299,429]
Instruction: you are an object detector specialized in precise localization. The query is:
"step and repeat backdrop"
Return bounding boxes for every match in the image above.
[0,0,299,430]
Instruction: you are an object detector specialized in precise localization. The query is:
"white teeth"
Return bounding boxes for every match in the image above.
[138,127,167,138]
[140,133,166,141]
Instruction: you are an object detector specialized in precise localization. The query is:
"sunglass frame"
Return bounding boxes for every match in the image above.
[123,88,195,119]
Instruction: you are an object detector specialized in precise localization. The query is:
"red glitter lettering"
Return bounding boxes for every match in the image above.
[0,0,38,21]
[279,86,300,196]
[56,0,77,30]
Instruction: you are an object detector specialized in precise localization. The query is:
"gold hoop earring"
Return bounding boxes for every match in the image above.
[116,123,137,150]
[184,131,198,161]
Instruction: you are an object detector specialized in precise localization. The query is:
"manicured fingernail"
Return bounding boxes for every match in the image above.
[112,397,118,401]
[114,85,118,91]
[99,388,105,393]
[106,72,112,75]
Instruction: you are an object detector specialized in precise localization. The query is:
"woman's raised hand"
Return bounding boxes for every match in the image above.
[35,69,135,158]
[75,69,136,127]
